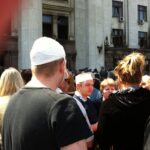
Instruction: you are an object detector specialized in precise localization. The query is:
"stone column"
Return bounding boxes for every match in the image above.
[69,0,75,40]
[18,0,42,69]
[75,0,89,70]
[88,0,105,70]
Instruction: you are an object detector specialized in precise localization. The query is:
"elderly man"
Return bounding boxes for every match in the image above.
[73,72,99,133]
[2,37,93,150]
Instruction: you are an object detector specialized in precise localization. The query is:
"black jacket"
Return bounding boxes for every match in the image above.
[143,115,150,150]
[97,87,150,150]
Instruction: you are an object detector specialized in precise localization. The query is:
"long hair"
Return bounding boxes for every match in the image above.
[114,52,145,84]
[0,67,24,96]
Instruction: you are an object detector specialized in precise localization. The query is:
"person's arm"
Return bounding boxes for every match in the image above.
[87,140,93,149]
[50,96,93,149]
[61,140,87,150]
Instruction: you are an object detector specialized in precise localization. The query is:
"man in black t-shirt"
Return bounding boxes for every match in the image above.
[2,37,93,150]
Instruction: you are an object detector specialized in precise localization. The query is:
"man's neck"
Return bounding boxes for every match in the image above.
[38,75,59,90]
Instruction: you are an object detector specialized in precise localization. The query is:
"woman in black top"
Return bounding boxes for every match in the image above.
[97,52,150,150]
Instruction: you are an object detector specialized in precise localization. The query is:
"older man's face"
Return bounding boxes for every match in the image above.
[78,80,94,98]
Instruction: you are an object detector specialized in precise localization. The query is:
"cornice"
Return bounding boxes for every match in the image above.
[43,3,73,12]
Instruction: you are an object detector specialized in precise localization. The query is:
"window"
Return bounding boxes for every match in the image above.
[42,15,69,40]
[42,15,53,37]
[138,31,147,48]
[138,5,147,21]
[57,16,68,40]
[112,29,123,47]
[112,1,123,17]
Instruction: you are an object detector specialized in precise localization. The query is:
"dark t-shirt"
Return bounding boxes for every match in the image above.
[2,87,93,150]
[73,95,99,125]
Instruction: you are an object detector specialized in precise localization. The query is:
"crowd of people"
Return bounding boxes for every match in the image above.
[0,37,150,150]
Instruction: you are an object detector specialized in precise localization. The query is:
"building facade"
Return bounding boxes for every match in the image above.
[75,0,150,73]
[0,0,150,73]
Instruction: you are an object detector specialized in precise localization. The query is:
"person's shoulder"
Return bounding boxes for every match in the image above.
[45,90,77,107]
[47,90,73,100]
[139,87,150,94]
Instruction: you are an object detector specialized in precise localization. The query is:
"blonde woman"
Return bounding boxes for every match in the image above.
[100,78,116,101]
[0,67,24,131]
[97,52,150,150]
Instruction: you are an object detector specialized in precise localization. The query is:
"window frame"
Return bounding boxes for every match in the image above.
[112,29,123,47]
[138,5,147,21]
[138,31,147,48]
[112,1,123,17]
[57,16,69,40]
[42,14,69,40]
[42,14,53,38]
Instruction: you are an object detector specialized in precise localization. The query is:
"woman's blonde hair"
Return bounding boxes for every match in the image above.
[0,67,24,96]
[100,78,116,92]
[114,52,145,84]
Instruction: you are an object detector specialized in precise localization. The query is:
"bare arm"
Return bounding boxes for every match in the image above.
[60,139,87,150]
[87,140,93,149]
